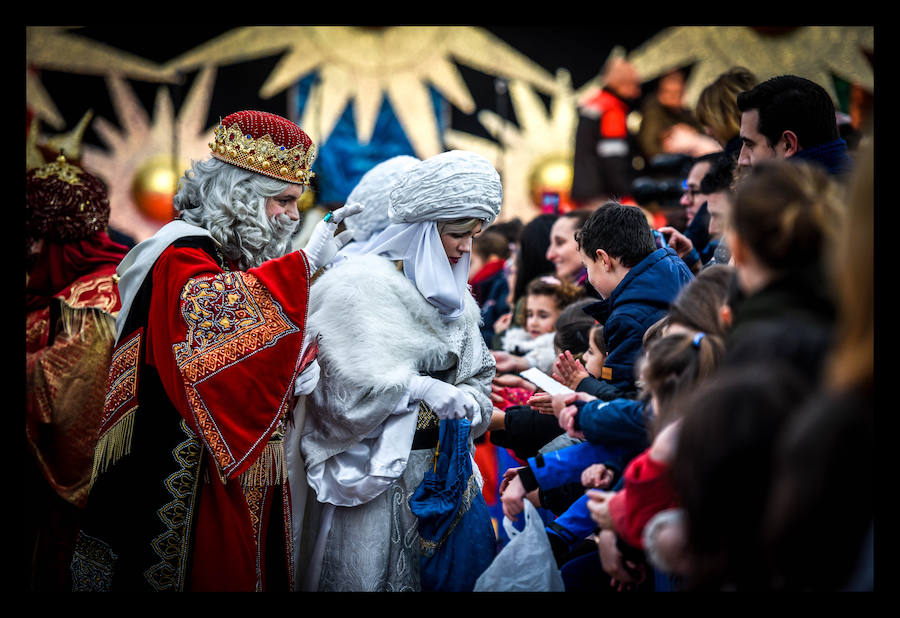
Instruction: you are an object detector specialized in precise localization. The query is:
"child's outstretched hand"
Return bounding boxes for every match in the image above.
[581,463,615,489]
[493,312,512,334]
[586,489,616,530]
[492,351,529,374]
[557,403,585,439]
[553,350,590,390]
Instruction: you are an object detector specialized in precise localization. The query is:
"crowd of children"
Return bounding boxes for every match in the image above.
[466,77,873,589]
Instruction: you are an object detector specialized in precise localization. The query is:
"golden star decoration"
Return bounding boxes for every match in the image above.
[445,68,584,224]
[163,26,560,159]
[81,67,218,242]
[625,26,874,107]
[26,110,95,171]
[25,26,174,130]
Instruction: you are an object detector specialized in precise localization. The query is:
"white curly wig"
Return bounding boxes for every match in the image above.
[173,158,300,269]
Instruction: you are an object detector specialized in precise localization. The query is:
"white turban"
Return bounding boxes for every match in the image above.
[343,155,421,242]
[388,150,502,226]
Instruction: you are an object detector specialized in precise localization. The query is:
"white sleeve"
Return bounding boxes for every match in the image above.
[304,390,420,507]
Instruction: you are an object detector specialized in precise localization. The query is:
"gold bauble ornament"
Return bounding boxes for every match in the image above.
[528,154,574,213]
[131,153,187,223]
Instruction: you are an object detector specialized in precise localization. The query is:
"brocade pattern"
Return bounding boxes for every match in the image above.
[172,271,298,474]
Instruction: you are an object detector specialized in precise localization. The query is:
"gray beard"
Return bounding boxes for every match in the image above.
[222,213,299,270]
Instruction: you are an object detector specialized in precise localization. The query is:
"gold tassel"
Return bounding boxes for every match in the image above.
[89,409,136,488]
[238,439,287,487]
[59,303,117,344]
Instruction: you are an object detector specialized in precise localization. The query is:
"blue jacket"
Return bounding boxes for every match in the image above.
[526,441,633,493]
[584,247,694,396]
[573,398,649,449]
[530,399,651,551]
[792,138,852,178]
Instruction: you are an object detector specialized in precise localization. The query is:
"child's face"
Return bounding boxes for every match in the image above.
[582,327,606,377]
[525,294,560,338]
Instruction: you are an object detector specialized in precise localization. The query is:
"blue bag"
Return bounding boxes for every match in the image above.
[409,418,498,591]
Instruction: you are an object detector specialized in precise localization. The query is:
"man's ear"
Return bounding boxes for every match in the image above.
[594,248,611,270]
[780,130,800,157]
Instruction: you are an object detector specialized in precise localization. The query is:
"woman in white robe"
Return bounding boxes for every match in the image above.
[293,150,502,591]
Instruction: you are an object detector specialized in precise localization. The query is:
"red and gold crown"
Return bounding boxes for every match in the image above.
[209,110,317,185]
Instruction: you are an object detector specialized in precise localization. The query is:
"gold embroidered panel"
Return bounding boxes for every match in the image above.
[99,328,142,434]
[173,271,297,382]
[172,271,299,475]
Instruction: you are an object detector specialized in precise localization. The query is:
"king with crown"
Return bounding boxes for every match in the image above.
[71,111,361,591]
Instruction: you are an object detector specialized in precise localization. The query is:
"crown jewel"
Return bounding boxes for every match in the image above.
[209,110,317,185]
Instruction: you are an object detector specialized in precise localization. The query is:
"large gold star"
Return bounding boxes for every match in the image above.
[163,26,559,158]
[445,69,580,224]
[625,26,874,107]
[81,67,217,242]
[25,26,174,129]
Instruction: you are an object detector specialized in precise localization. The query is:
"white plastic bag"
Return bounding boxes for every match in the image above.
[473,500,565,592]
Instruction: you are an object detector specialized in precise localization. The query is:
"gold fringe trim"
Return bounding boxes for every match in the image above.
[59,303,117,344]
[238,439,287,487]
[89,408,136,488]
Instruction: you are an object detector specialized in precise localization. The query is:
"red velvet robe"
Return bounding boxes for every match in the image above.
[78,241,313,591]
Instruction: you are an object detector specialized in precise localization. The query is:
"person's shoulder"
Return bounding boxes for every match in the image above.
[155,240,221,273]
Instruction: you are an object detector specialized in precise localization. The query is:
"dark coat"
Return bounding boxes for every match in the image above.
[725,264,836,385]
[584,247,694,396]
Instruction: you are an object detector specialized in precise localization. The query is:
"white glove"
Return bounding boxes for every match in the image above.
[408,375,479,420]
[293,359,321,396]
[302,202,365,271]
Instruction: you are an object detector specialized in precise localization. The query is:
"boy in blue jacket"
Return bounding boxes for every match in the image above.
[576,202,693,400]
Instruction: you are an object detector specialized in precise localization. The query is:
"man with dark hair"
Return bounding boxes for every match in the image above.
[736,75,851,177]
[699,151,738,265]
[576,203,694,399]
[679,151,724,265]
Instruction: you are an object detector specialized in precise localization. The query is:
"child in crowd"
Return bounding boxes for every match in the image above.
[490,299,595,432]
[665,362,810,590]
[565,329,725,592]
[496,265,735,590]
[575,202,694,401]
[468,230,512,346]
[493,276,583,375]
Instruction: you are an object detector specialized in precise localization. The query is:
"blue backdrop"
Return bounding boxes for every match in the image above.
[294,73,448,204]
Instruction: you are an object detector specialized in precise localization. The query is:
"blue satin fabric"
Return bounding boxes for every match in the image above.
[293,74,447,204]
[409,418,498,591]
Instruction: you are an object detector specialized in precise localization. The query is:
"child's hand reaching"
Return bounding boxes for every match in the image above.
[493,312,512,334]
[586,489,616,530]
[557,403,585,439]
[527,390,573,415]
[552,350,590,390]
[581,463,615,489]
[492,351,529,374]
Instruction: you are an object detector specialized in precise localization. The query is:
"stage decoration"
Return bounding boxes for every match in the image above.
[623,26,874,108]
[81,67,217,242]
[26,110,95,171]
[163,26,559,159]
[445,69,579,223]
[131,153,190,223]
[26,26,174,130]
